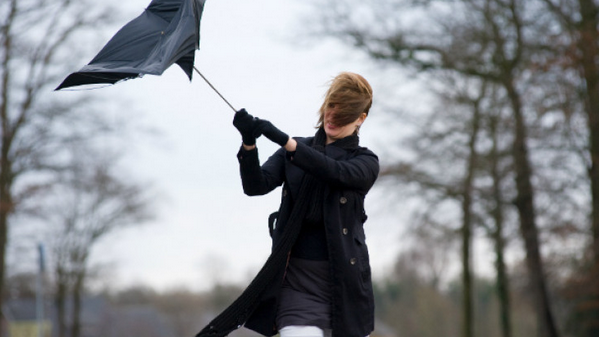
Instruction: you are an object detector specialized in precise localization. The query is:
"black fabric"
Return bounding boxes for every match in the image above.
[276,258,332,330]
[290,220,328,260]
[56,0,205,90]
[291,128,342,261]
[195,129,331,337]
[233,109,260,146]
[202,128,378,337]
[255,119,290,146]
[303,129,326,224]
[195,177,314,337]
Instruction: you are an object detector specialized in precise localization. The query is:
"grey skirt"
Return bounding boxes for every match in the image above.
[276,257,332,330]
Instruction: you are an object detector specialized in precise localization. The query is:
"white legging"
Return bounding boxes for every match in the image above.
[279,326,332,337]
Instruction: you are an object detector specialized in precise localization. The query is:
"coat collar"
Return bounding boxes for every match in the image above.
[326,136,360,160]
[311,127,359,159]
[312,127,359,149]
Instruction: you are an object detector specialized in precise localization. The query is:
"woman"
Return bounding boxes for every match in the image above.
[197,72,379,337]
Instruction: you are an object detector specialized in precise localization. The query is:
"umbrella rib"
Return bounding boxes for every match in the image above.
[193,66,236,112]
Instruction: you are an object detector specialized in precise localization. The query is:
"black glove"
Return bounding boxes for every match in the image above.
[233,109,259,145]
[254,118,289,147]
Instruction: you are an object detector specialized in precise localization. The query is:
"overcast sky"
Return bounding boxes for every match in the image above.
[19,0,468,292]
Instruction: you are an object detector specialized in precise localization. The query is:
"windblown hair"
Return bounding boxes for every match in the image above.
[317,72,373,128]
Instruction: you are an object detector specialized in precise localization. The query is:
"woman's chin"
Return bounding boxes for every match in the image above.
[325,129,338,139]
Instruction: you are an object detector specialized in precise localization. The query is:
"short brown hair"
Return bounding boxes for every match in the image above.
[317,72,373,128]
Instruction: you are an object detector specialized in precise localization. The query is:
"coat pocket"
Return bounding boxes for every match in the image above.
[268,211,279,238]
[353,235,373,289]
[354,235,371,269]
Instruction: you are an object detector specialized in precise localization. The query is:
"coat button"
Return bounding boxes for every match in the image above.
[283,189,287,197]
[340,197,347,204]
[342,228,348,235]
[350,258,357,265]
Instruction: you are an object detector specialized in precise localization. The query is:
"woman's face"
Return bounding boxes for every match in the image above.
[323,104,366,144]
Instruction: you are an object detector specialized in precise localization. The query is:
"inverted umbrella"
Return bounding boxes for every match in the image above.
[56,0,204,89]
[55,0,234,110]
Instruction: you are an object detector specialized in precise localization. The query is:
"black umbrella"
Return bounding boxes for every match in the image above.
[57,0,205,89]
[56,0,236,110]
[56,0,205,90]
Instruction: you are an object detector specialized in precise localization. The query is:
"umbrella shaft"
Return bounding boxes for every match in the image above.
[194,67,236,112]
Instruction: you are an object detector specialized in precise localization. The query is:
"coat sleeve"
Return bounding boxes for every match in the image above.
[237,146,286,196]
[290,141,379,193]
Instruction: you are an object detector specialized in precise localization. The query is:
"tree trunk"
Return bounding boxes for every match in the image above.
[579,0,599,267]
[0,119,12,337]
[71,270,84,337]
[0,213,7,337]
[461,96,482,337]
[506,81,560,337]
[55,268,68,337]
[576,1,599,334]
[0,136,12,337]
[462,204,473,337]
[489,114,513,337]
[0,2,16,335]
[495,229,511,337]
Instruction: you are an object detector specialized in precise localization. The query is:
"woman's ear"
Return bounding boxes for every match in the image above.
[358,112,367,125]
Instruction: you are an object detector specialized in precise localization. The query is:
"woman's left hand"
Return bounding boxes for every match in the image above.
[254,119,290,147]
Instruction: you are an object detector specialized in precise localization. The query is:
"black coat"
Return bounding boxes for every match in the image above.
[237,134,379,337]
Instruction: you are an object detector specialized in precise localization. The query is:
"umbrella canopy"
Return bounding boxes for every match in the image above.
[56,0,206,90]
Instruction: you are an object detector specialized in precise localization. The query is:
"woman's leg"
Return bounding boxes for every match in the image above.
[279,326,325,337]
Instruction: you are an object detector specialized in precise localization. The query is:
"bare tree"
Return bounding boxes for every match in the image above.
[459,80,485,337]
[541,0,599,261]
[48,148,153,337]
[381,73,496,337]
[485,95,513,337]
[309,0,567,336]
[539,1,599,335]
[0,0,122,331]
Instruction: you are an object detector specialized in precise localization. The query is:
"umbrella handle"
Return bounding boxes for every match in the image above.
[194,67,237,112]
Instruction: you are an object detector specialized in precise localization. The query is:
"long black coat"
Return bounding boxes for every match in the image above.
[236,134,379,337]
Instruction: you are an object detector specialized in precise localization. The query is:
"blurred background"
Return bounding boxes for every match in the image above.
[2,0,596,336]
